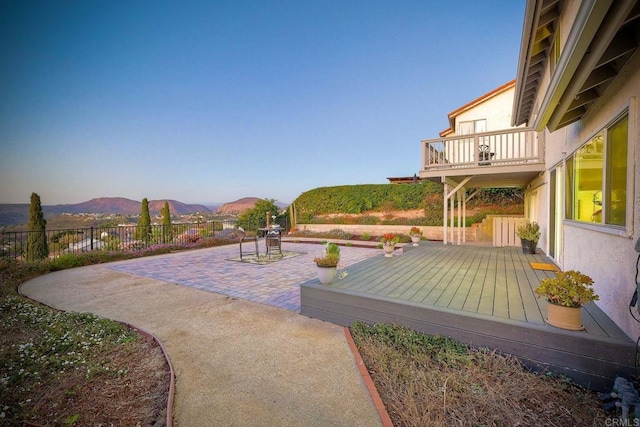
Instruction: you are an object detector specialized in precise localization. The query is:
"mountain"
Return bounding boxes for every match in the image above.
[0,197,211,226]
[215,197,290,214]
[0,196,290,226]
[216,197,262,214]
[47,197,211,215]
[147,200,211,215]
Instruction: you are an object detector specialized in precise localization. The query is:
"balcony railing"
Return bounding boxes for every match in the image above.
[421,128,541,171]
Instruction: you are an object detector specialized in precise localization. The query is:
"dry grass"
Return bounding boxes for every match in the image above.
[351,322,613,426]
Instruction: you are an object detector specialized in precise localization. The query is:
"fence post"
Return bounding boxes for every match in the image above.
[90,227,94,251]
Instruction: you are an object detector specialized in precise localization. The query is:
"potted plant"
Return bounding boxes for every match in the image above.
[516,221,540,254]
[409,227,422,246]
[534,270,599,331]
[314,242,341,284]
[380,233,398,257]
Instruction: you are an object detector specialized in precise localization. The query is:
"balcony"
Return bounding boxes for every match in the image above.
[420,128,545,188]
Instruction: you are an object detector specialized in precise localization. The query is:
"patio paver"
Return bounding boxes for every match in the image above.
[108,241,381,312]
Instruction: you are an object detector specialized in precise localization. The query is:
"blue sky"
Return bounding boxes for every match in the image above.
[0,1,525,206]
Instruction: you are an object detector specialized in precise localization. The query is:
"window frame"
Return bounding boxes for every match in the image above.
[563,108,633,238]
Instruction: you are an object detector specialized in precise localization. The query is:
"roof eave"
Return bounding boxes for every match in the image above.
[512,0,540,128]
[534,0,614,132]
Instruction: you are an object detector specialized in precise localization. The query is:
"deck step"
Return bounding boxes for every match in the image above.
[300,244,636,391]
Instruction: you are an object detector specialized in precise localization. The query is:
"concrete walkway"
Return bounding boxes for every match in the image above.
[19,242,384,426]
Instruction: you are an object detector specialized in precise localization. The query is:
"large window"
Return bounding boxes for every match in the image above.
[565,114,628,227]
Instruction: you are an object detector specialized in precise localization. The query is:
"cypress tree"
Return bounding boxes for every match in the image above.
[27,192,48,261]
[161,201,172,243]
[136,198,151,243]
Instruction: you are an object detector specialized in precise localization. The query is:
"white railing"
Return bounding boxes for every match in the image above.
[422,128,541,170]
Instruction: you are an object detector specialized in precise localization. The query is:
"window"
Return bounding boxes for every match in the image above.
[565,114,628,227]
[458,119,486,135]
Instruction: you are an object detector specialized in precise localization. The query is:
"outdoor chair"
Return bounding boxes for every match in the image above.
[478,144,495,166]
[265,228,282,258]
[235,228,258,261]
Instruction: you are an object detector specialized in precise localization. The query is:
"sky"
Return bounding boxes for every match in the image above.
[0,0,525,206]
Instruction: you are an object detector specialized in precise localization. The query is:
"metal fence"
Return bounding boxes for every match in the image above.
[1,217,291,261]
[0,221,233,260]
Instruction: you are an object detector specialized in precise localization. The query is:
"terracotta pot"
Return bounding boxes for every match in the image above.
[546,301,584,331]
[411,235,420,246]
[316,265,337,284]
[520,239,537,254]
[382,243,395,257]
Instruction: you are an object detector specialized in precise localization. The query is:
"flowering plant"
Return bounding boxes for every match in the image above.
[381,233,397,245]
[314,242,341,267]
[409,227,422,236]
[314,242,348,279]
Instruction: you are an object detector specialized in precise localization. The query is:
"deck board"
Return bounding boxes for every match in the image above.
[300,242,636,391]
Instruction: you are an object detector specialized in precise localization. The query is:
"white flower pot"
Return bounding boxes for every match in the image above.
[411,235,420,246]
[382,243,395,257]
[316,265,337,284]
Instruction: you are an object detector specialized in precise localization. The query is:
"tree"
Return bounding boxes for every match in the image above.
[237,199,279,231]
[136,198,151,243]
[26,192,48,261]
[161,201,173,243]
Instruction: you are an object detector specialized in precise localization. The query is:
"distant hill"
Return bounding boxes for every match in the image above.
[0,197,211,226]
[45,198,211,216]
[0,196,290,226]
[216,197,262,214]
[216,198,289,214]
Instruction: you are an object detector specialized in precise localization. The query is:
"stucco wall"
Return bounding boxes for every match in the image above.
[454,87,516,132]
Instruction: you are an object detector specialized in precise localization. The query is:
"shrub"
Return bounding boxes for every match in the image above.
[313,242,341,267]
[534,270,599,307]
[516,222,541,242]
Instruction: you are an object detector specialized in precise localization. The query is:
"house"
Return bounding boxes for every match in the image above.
[420,81,545,245]
[512,0,640,339]
[420,0,640,339]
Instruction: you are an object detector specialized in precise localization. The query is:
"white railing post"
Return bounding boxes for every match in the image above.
[422,141,427,169]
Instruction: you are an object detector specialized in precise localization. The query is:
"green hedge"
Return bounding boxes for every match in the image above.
[291,184,523,226]
[292,182,443,216]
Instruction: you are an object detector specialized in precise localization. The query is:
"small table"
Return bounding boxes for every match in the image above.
[259,227,283,258]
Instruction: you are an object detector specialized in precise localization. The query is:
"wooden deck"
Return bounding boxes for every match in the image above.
[300,242,636,391]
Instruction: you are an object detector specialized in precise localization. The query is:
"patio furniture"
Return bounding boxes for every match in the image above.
[263,227,283,258]
[479,144,495,165]
[235,228,258,261]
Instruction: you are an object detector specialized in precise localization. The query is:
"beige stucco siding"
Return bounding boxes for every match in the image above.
[454,87,516,132]
[541,51,640,339]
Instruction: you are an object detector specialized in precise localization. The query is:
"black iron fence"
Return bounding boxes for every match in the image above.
[1,217,291,261]
[0,221,233,260]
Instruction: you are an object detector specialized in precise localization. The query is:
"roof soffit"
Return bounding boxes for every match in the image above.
[512,0,562,127]
[513,0,640,132]
[547,1,640,130]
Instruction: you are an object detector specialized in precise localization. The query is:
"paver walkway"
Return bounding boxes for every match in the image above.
[20,241,386,426]
[109,241,381,311]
